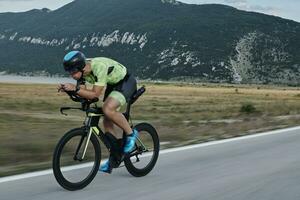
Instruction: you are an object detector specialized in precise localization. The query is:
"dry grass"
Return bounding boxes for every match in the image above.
[0,82,300,176]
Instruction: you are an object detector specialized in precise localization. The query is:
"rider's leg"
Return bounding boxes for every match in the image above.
[103,75,138,153]
[102,97,132,135]
[103,116,115,135]
[102,96,138,153]
[100,98,130,174]
[100,116,117,174]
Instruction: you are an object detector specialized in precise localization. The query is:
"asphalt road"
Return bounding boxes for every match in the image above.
[1,127,300,200]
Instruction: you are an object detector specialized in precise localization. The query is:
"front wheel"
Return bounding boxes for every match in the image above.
[124,123,160,177]
[52,128,101,191]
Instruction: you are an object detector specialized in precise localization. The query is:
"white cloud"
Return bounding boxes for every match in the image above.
[179,0,297,21]
[0,0,299,22]
[0,0,73,13]
[223,0,247,3]
[224,1,280,18]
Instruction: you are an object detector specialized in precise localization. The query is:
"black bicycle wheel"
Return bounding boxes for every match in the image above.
[52,128,101,191]
[124,123,160,177]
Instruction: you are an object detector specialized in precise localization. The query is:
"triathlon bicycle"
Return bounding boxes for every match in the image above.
[52,85,160,191]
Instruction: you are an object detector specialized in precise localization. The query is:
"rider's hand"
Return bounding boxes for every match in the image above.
[57,84,65,92]
[62,83,76,92]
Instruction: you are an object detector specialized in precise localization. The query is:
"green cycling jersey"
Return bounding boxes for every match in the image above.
[84,57,127,86]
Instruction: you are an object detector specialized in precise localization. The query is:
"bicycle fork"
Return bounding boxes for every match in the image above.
[77,112,101,161]
[74,127,97,161]
[81,127,93,160]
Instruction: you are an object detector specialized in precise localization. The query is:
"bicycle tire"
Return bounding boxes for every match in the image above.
[124,123,160,177]
[52,128,101,191]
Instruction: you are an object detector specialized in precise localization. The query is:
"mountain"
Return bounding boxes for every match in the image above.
[0,0,300,85]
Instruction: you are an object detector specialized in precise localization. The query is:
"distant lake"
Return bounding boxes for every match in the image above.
[0,75,75,84]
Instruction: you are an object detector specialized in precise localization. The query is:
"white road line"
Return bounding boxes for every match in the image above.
[0,126,299,184]
[159,126,300,154]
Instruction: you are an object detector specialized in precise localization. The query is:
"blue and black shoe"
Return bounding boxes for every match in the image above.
[123,129,139,154]
[99,160,112,174]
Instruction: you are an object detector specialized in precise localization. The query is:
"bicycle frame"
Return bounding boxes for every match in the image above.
[61,85,147,161]
[80,111,107,160]
[79,109,149,162]
[53,85,158,191]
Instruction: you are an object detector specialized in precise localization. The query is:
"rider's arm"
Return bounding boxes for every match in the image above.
[77,85,104,100]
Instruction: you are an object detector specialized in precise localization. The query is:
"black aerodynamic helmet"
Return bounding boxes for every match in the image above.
[63,51,86,73]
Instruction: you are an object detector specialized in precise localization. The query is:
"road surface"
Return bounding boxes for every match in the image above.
[1,127,300,200]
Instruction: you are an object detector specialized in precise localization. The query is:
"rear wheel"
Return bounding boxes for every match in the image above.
[124,123,159,177]
[52,128,101,191]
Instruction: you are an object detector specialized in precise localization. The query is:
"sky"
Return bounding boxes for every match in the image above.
[0,0,299,22]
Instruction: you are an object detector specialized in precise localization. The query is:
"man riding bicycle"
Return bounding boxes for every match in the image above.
[58,50,138,174]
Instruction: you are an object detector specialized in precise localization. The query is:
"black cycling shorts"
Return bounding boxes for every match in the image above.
[103,74,137,104]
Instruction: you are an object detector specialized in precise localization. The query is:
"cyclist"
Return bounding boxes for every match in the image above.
[58,50,138,174]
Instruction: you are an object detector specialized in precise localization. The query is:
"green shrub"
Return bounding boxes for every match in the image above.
[240,103,256,114]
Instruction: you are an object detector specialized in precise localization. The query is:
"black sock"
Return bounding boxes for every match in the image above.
[127,133,133,137]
